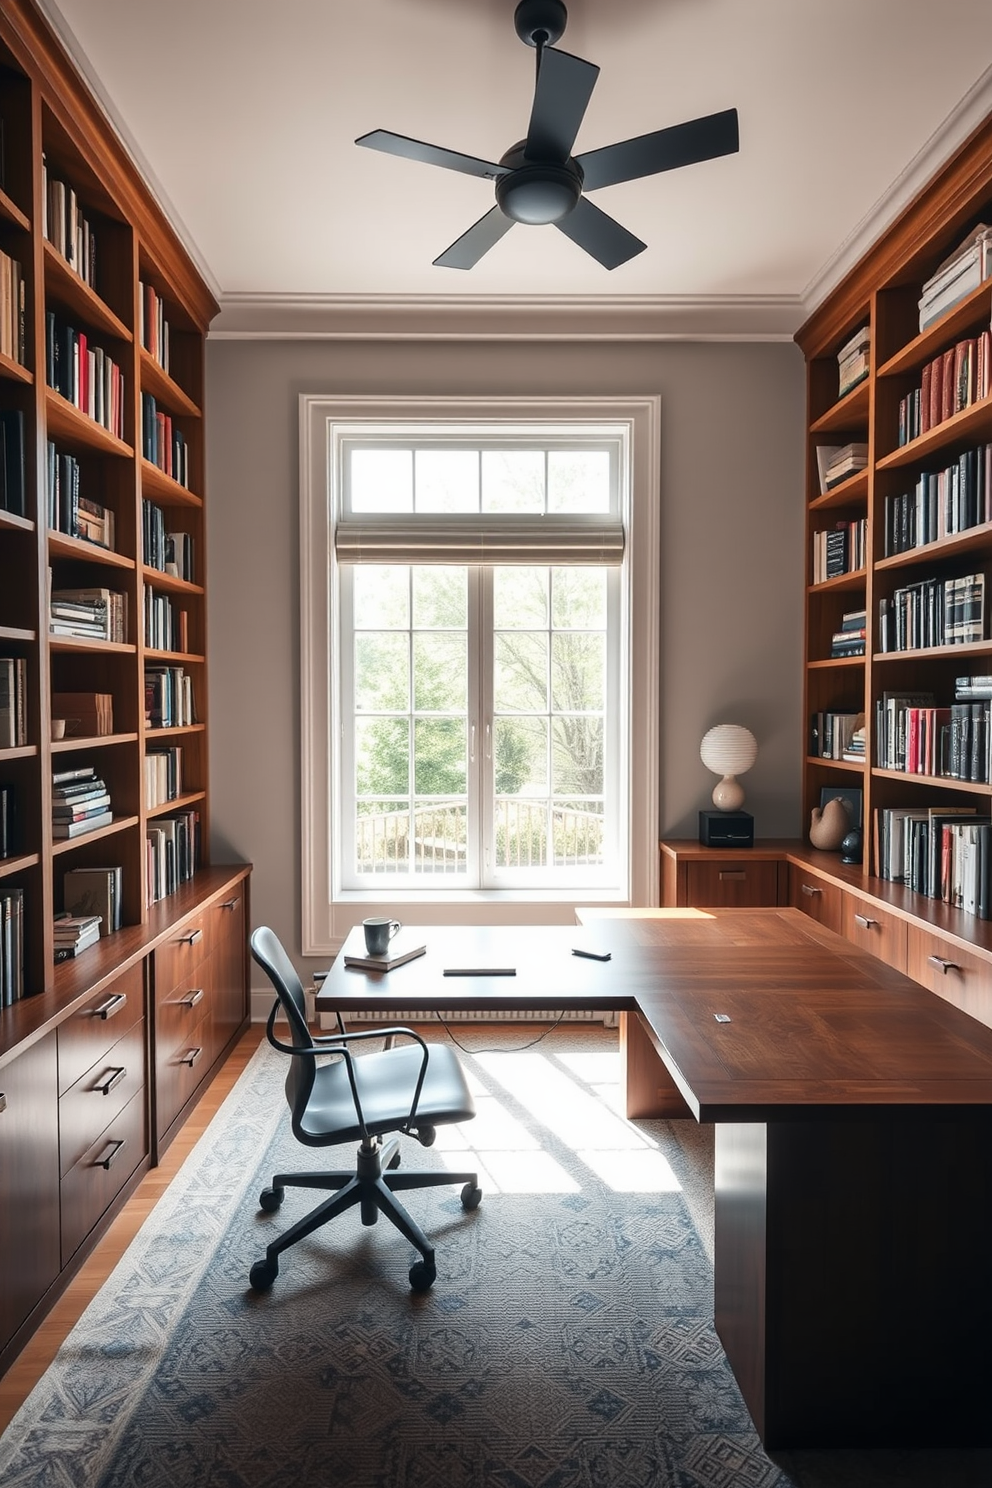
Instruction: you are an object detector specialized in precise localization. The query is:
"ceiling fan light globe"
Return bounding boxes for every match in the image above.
[496,166,581,224]
[514,0,567,48]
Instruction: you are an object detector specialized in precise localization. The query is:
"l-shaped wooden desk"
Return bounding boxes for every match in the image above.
[315,909,992,1450]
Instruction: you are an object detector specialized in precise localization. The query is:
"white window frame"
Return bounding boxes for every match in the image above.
[300,395,660,955]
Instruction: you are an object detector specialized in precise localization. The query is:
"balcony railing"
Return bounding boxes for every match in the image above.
[355,799,603,874]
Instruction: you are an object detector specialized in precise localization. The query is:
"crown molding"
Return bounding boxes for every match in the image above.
[803,61,992,313]
[209,293,804,342]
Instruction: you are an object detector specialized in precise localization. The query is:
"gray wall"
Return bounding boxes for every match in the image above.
[204,336,805,971]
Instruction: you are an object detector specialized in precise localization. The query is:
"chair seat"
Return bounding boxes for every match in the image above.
[297,1041,476,1146]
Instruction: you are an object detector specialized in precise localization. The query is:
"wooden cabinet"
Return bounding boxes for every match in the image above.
[660,840,789,907]
[0,1034,61,1361]
[153,878,248,1154]
[787,862,844,933]
[842,893,908,972]
[905,924,992,1030]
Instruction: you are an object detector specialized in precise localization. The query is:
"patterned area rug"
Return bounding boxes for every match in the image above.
[1,1025,990,1488]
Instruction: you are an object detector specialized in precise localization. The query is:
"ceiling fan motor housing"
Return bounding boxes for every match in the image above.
[496,141,582,223]
[514,0,567,48]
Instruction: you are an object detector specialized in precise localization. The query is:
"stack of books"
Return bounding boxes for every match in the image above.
[49,586,127,642]
[830,608,866,658]
[816,443,869,494]
[53,911,102,962]
[837,325,870,397]
[52,765,112,839]
[919,226,992,331]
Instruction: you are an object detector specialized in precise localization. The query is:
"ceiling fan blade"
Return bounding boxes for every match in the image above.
[434,206,515,269]
[356,129,507,180]
[575,108,739,192]
[554,196,646,270]
[524,46,599,162]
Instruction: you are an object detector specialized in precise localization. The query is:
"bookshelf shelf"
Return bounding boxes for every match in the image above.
[140,350,201,419]
[48,635,136,655]
[0,350,31,384]
[140,460,201,506]
[0,185,29,232]
[147,789,205,820]
[797,109,992,939]
[50,732,139,753]
[0,852,39,878]
[45,390,133,456]
[51,813,140,855]
[47,531,135,568]
[42,240,132,343]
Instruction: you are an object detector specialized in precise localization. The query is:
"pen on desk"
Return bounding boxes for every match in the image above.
[572,948,611,961]
[443,967,517,977]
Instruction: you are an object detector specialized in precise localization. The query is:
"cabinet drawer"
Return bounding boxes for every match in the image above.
[156,960,214,1062]
[61,1087,146,1265]
[684,859,780,908]
[0,1035,61,1354]
[842,896,908,973]
[59,1018,146,1177]
[154,911,210,992]
[156,1020,211,1144]
[57,962,145,1096]
[788,864,844,933]
[906,926,992,1029]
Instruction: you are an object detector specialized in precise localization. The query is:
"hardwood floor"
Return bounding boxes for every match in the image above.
[0,1024,265,1435]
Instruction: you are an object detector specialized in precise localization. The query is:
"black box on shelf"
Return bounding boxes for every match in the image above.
[699,810,754,848]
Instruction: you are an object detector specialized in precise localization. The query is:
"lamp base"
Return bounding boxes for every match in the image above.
[699,810,754,848]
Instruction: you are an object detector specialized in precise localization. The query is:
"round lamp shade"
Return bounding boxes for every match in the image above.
[700,724,758,811]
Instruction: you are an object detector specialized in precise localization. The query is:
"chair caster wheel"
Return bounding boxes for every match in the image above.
[250,1257,278,1291]
[416,1124,437,1147]
[259,1186,284,1212]
[409,1259,436,1292]
[460,1183,483,1210]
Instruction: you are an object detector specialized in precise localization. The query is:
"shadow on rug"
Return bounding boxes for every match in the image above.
[1,1025,990,1488]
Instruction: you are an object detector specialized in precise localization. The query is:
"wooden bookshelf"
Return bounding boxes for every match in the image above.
[0,0,249,1378]
[796,109,992,961]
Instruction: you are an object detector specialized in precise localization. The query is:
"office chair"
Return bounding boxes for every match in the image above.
[248,926,482,1292]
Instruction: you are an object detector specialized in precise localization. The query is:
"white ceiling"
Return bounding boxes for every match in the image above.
[41,0,992,333]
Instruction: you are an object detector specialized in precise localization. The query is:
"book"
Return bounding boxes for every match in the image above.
[63,865,122,935]
[0,408,26,516]
[343,939,427,973]
[52,810,113,839]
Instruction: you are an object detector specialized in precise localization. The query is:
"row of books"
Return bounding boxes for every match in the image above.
[41,156,98,289]
[145,665,197,728]
[918,225,992,331]
[883,442,992,555]
[141,394,189,488]
[45,313,125,440]
[0,247,26,365]
[0,408,25,516]
[875,691,992,783]
[52,764,112,840]
[897,329,992,445]
[142,500,195,581]
[876,806,992,917]
[815,442,868,495]
[146,808,199,905]
[46,442,116,549]
[145,745,183,809]
[0,783,18,858]
[143,587,188,653]
[0,886,25,1006]
[878,572,985,652]
[809,711,864,762]
[837,324,870,398]
[830,608,866,659]
[812,517,866,584]
[49,586,128,643]
[139,281,171,374]
[0,656,27,748]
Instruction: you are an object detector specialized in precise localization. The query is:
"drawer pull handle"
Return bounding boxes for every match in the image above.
[719,871,746,881]
[219,899,239,911]
[181,988,204,1009]
[95,1138,126,1171]
[178,928,202,946]
[180,1046,203,1067]
[0,1093,6,1115]
[95,1066,127,1096]
[853,914,878,929]
[94,992,127,1020]
[801,883,822,897]
[928,955,961,975]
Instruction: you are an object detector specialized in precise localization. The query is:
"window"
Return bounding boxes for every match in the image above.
[301,397,659,954]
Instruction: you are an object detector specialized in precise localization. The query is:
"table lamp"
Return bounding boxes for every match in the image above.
[700,724,758,810]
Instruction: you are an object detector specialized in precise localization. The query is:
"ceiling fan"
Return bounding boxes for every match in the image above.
[355,0,739,271]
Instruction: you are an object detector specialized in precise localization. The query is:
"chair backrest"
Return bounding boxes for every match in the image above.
[250,925,317,1120]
